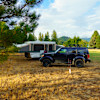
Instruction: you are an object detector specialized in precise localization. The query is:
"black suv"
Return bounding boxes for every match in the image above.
[39,47,91,67]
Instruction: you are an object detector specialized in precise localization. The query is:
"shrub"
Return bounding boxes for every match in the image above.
[7,46,19,53]
[0,49,9,63]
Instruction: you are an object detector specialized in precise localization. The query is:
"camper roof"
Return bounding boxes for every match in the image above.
[15,41,56,48]
[25,41,56,44]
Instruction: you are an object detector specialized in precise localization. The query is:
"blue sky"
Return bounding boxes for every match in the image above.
[41,0,54,8]
[34,0,100,38]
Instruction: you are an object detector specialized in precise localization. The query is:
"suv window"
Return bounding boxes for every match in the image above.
[68,48,77,54]
[59,48,67,53]
[77,48,87,54]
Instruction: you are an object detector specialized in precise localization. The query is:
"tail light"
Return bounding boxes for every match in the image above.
[87,54,90,59]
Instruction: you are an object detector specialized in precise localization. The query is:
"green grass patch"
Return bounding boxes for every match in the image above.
[89,51,100,63]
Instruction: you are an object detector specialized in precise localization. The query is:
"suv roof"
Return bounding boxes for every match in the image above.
[60,47,87,49]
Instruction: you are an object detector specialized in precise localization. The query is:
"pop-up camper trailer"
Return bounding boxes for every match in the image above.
[16,41,56,58]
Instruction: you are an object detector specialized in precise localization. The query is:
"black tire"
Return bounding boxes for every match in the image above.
[75,59,84,68]
[43,59,51,67]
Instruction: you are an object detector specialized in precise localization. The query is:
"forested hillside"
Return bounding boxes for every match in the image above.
[81,38,91,42]
[58,36,69,45]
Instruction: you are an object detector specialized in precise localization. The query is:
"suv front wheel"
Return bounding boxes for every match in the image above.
[43,59,51,67]
[75,59,84,68]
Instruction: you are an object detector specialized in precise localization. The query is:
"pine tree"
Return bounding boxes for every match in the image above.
[96,35,100,48]
[73,36,81,47]
[89,30,99,48]
[51,30,58,43]
[0,0,42,62]
[41,33,44,41]
[28,33,37,41]
[79,40,88,47]
[63,38,72,47]
[0,0,42,46]
[38,32,44,41]
[0,21,13,47]
[12,26,27,44]
[0,0,42,28]
[44,32,50,41]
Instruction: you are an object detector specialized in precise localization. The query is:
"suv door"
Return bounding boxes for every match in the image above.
[67,48,77,63]
[54,48,67,63]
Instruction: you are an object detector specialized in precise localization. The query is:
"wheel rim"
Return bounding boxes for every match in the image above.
[44,62,49,66]
[76,61,83,67]
[43,60,49,67]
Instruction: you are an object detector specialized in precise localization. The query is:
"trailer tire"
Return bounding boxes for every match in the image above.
[25,52,30,58]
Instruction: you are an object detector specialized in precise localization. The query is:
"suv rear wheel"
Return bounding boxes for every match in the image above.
[75,59,84,68]
[43,59,51,67]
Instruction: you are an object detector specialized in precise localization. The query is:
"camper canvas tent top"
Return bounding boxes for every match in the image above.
[15,41,56,58]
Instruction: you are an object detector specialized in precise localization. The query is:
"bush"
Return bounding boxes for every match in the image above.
[0,49,9,63]
[7,46,19,53]
[0,53,8,62]
[0,46,19,63]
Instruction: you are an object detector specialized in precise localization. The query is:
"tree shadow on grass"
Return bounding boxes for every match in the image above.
[0,71,100,100]
[0,55,100,99]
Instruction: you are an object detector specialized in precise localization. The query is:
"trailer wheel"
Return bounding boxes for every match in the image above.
[25,52,31,58]
[75,59,84,68]
[43,59,51,67]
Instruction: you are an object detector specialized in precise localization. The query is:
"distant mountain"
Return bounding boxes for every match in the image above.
[58,36,91,44]
[58,36,69,44]
[81,38,91,42]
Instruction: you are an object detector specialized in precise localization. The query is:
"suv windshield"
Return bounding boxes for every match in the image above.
[59,48,67,53]
[55,48,61,53]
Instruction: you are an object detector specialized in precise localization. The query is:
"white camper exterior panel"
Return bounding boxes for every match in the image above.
[16,41,56,58]
[30,52,41,58]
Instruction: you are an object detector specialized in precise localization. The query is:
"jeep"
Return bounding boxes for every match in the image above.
[39,47,91,67]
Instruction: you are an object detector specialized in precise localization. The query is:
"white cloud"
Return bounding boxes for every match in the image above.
[34,0,100,38]
[86,5,100,31]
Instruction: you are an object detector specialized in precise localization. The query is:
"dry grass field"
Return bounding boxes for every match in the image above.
[0,49,100,100]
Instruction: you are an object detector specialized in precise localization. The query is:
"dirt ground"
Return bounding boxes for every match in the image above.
[0,54,100,100]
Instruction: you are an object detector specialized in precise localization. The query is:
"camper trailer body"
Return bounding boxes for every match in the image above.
[16,41,56,58]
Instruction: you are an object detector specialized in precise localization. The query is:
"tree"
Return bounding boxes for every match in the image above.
[0,0,42,46]
[0,21,37,45]
[0,21,13,62]
[96,35,100,48]
[12,26,27,44]
[0,0,42,62]
[38,32,44,41]
[63,36,82,47]
[44,32,50,41]
[28,33,37,41]
[63,38,72,47]
[79,40,88,47]
[73,36,81,47]
[51,30,58,43]
[0,5,5,17]
[41,33,44,41]
[89,30,99,48]
[0,0,42,28]
[0,21,13,47]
